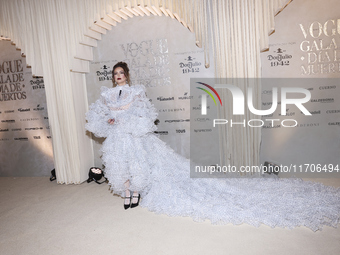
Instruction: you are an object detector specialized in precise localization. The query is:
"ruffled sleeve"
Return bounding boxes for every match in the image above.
[85,87,116,138]
[85,85,158,138]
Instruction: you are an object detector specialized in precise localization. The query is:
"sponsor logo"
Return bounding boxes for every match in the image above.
[263,87,314,93]
[1,119,15,123]
[267,53,292,62]
[176,129,186,133]
[0,128,9,132]
[192,106,211,111]
[262,102,280,106]
[267,48,291,67]
[326,110,340,114]
[154,131,168,135]
[14,137,28,141]
[159,108,185,112]
[319,86,336,90]
[157,96,174,101]
[11,128,22,131]
[33,104,44,111]
[195,117,210,122]
[179,56,201,74]
[30,79,45,89]
[179,61,201,69]
[18,108,30,112]
[25,127,43,131]
[262,124,281,129]
[20,118,39,121]
[262,90,273,95]
[165,119,190,123]
[97,65,112,82]
[311,98,334,103]
[178,92,193,100]
[297,123,320,128]
[194,129,212,132]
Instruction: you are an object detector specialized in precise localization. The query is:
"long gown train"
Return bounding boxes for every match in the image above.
[85,84,340,231]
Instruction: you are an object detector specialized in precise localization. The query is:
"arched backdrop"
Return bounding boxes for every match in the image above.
[0,0,291,184]
[85,15,217,167]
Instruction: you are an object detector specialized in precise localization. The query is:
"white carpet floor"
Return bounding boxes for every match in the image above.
[0,177,339,255]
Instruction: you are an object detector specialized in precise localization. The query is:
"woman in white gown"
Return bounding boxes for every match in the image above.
[86,62,340,231]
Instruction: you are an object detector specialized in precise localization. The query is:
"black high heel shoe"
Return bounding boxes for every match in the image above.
[124,195,131,210]
[130,194,140,208]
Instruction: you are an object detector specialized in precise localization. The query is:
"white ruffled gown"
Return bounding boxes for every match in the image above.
[85,84,340,231]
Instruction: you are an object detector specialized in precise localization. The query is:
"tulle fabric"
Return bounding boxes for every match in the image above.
[86,84,158,193]
[86,84,340,231]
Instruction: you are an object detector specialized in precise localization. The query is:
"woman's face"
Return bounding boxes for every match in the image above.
[113,67,127,86]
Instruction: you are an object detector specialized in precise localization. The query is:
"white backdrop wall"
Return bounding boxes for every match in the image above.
[0,40,54,176]
[260,0,340,177]
[0,0,291,183]
[86,15,215,167]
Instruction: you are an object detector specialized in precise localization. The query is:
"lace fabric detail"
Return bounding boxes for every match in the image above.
[85,84,340,231]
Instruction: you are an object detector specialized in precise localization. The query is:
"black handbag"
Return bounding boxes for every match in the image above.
[87,167,108,184]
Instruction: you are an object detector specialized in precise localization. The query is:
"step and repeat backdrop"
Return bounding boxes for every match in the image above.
[260,0,340,177]
[6,0,337,177]
[0,40,54,176]
[86,15,216,167]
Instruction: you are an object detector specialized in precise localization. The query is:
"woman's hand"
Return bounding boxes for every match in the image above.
[108,118,115,125]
